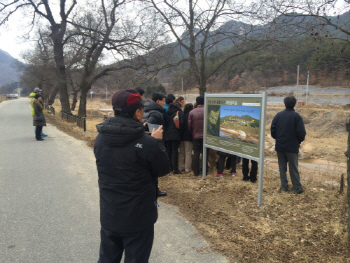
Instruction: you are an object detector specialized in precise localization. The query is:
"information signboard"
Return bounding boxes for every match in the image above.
[202,93,267,204]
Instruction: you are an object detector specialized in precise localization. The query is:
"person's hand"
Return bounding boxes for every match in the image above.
[143,122,150,134]
[151,125,163,140]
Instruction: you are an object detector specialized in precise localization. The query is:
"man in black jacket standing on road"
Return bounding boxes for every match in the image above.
[94,89,171,263]
[271,96,306,194]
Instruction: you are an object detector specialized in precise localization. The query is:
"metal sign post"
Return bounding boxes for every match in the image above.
[202,92,267,205]
[306,71,310,104]
[90,91,94,116]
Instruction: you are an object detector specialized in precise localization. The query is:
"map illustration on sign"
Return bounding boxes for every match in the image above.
[207,105,220,137]
[219,105,260,145]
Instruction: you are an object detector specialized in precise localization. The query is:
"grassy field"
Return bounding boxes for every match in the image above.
[46,98,350,262]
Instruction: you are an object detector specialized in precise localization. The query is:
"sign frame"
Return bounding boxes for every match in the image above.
[202,92,267,205]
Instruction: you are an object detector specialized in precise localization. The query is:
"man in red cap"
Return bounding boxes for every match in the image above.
[94,89,171,263]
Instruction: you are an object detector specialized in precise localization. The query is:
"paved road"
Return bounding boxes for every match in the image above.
[0,99,228,263]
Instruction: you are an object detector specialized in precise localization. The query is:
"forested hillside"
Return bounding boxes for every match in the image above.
[167,36,350,93]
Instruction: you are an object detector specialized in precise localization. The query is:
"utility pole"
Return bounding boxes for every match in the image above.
[296,65,299,100]
[296,65,300,109]
[90,90,93,116]
[306,71,309,104]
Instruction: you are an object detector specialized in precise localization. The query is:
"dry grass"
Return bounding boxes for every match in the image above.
[265,103,349,163]
[46,99,350,262]
[0,96,6,103]
[48,98,110,147]
[158,164,349,262]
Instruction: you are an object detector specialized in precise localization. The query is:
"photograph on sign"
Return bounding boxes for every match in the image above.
[219,105,260,145]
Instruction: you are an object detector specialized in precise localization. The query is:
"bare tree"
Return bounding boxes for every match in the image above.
[267,1,350,43]
[66,0,170,116]
[0,0,78,112]
[148,0,277,95]
[20,30,59,103]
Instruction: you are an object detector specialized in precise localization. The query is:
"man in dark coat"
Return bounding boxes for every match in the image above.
[163,94,175,130]
[271,96,306,194]
[142,92,165,126]
[142,92,167,197]
[94,89,171,263]
[163,98,185,174]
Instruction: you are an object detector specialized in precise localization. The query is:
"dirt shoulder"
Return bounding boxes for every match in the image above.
[45,102,350,262]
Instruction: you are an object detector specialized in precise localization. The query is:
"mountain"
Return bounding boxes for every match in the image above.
[156,11,350,85]
[0,49,24,86]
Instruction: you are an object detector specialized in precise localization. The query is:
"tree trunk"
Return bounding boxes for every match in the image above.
[47,86,60,105]
[199,79,207,96]
[78,87,90,117]
[52,38,71,113]
[346,121,350,242]
[71,90,79,111]
[55,60,71,113]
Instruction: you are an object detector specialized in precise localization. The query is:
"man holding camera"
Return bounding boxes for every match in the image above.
[94,89,171,263]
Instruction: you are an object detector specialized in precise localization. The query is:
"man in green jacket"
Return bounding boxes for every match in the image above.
[29,87,48,137]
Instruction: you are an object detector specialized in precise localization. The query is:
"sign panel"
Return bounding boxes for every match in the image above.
[203,93,267,205]
[205,95,263,161]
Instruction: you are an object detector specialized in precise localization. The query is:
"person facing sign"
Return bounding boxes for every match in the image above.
[271,96,306,194]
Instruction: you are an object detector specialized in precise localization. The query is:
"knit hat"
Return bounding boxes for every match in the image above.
[112,89,150,114]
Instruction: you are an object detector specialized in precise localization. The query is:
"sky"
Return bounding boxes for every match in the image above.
[0,5,35,62]
[220,105,260,120]
[0,0,348,63]
[0,15,35,62]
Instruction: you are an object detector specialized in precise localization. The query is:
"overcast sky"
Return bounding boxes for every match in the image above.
[0,5,39,62]
[0,0,348,63]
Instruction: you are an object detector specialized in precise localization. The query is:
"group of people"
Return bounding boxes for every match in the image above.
[93,88,306,263]
[138,88,259,186]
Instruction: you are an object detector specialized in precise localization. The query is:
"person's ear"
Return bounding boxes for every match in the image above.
[133,108,143,121]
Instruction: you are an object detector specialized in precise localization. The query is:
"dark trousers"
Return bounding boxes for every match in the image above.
[242,158,258,181]
[217,155,237,174]
[192,139,209,176]
[35,126,43,140]
[98,225,154,263]
[277,151,302,191]
[165,140,180,172]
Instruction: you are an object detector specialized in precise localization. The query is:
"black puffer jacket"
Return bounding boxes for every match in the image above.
[163,102,184,142]
[181,112,192,141]
[142,100,164,125]
[271,108,306,153]
[94,116,171,234]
